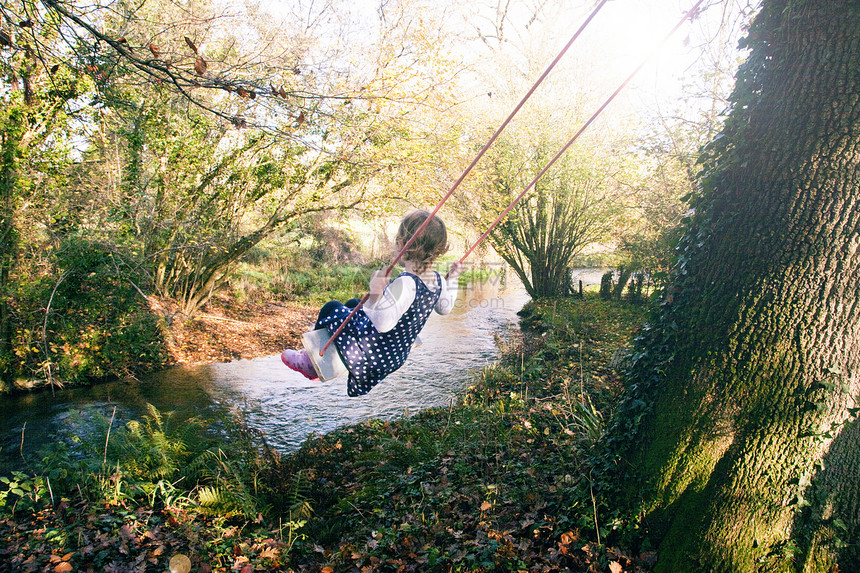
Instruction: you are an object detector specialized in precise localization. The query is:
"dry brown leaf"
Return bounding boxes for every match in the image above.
[148,43,159,58]
[259,547,278,559]
[194,55,207,75]
[54,563,73,573]
[609,561,623,573]
[296,111,306,125]
[184,36,198,54]
[480,501,492,512]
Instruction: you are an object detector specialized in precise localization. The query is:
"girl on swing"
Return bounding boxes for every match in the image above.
[281,209,463,396]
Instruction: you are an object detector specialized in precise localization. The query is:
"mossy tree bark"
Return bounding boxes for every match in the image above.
[612,2,860,571]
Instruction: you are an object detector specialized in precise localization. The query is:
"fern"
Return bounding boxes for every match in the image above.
[286,469,314,519]
[196,486,230,508]
[184,449,259,516]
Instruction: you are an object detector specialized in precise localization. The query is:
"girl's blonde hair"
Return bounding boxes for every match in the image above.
[395,209,448,272]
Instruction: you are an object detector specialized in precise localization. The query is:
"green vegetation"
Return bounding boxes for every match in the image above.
[0,294,652,572]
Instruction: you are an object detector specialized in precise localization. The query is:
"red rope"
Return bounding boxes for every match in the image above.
[320,0,612,356]
[322,0,707,356]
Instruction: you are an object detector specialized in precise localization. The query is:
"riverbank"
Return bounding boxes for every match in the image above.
[159,295,317,365]
[0,294,654,573]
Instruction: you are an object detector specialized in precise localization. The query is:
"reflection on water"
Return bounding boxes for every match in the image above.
[1,271,532,471]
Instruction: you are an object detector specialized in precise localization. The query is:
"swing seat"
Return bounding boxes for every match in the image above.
[301,328,422,382]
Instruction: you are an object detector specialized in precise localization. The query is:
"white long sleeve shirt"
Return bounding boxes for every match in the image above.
[362,272,458,333]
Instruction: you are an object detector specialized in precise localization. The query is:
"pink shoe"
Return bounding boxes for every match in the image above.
[281,349,319,381]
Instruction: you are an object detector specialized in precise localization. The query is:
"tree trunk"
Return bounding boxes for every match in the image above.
[612,2,860,571]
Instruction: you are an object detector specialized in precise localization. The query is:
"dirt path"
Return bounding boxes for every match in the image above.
[162,295,318,365]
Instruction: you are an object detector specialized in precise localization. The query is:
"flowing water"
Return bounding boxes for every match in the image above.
[0,268,606,472]
[0,273,530,471]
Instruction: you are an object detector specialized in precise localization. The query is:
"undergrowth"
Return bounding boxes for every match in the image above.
[1,293,652,572]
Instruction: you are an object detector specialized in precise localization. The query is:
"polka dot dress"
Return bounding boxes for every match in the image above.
[319,272,442,397]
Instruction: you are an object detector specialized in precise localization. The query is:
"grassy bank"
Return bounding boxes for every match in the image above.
[0,294,651,572]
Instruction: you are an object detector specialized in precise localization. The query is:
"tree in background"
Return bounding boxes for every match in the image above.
[0,15,96,383]
[79,87,365,317]
[480,136,623,298]
[606,1,860,570]
[0,0,468,385]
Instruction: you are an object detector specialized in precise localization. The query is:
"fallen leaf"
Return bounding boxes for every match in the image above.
[609,562,623,573]
[480,501,492,512]
[259,547,278,559]
[240,565,253,573]
[184,36,198,53]
[278,86,287,98]
[148,43,160,58]
[321,568,334,573]
[169,553,191,573]
[194,55,207,75]
[54,563,73,573]
[296,111,306,125]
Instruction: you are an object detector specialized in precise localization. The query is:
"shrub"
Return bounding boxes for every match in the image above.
[5,235,168,388]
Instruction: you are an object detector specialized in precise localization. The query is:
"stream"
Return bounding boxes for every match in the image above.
[0,269,605,472]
